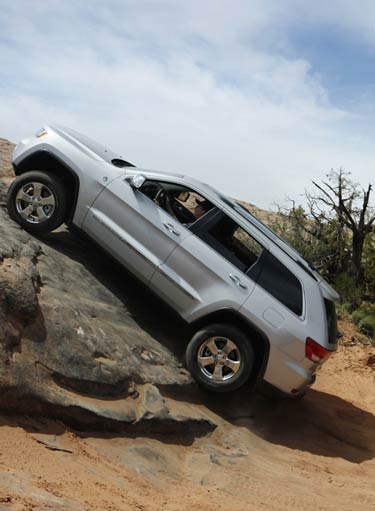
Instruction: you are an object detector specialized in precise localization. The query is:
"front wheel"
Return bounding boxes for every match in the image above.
[185,323,254,392]
[7,171,67,233]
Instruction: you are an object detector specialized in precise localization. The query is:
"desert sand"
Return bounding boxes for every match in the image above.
[0,320,374,511]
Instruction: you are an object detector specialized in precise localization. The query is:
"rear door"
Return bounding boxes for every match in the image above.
[82,176,191,283]
[150,209,265,320]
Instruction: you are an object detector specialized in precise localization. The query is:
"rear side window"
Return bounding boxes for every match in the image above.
[197,213,263,273]
[325,300,337,343]
[257,252,303,316]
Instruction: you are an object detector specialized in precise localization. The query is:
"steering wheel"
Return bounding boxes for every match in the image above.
[155,186,175,218]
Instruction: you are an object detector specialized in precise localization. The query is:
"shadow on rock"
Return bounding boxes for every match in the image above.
[160,383,375,463]
[250,388,375,463]
[0,392,215,446]
[36,227,189,360]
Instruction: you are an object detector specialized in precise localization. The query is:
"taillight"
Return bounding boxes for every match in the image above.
[305,337,332,363]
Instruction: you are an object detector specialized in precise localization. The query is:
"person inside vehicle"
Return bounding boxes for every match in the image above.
[193,199,212,220]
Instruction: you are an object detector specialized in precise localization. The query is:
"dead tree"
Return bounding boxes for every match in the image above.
[309,169,375,285]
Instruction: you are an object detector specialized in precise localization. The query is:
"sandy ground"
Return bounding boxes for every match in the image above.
[0,321,374,511]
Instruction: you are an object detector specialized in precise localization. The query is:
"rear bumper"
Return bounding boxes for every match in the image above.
[263,351,319,397]
[258,374,316,399]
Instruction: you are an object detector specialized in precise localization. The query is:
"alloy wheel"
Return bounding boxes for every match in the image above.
[197,336,241,381]
[15,182,56,224]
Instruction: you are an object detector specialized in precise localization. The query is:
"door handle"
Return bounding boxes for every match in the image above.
[229,273,248,290]
[163,221,180,236]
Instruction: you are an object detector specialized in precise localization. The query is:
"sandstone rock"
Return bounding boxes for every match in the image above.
[0,174,217,432]
[0,471,85,510]
[0,138,15,178]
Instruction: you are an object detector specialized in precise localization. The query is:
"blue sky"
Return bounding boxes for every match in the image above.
[0,0,374,208]
[289,26,375,107]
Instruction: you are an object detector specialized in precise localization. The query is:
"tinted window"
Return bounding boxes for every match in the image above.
[257,252,303,315]
[139,180,213,225]
[325,300,337,343]
[198,213,263,273]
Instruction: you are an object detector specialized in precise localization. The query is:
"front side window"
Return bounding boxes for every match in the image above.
[139,179,214,225]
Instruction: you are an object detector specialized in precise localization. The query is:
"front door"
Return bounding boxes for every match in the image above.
[82,176,191,283]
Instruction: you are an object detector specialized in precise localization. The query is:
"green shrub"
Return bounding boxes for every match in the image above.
[363,237,375,297]
[334,272,361,310]
[336,303,351,320]
[352,303,375,338]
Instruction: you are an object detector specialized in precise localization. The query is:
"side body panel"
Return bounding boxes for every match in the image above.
[238,261,328,394]
[82,176,191,283]
[150,232,257,321]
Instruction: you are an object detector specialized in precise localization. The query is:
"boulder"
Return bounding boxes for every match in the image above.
[0,166,214,432]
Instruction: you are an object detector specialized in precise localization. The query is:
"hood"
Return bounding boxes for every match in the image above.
[50,125,135,167]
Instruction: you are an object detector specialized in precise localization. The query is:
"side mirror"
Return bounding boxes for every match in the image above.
[130,174,146,189]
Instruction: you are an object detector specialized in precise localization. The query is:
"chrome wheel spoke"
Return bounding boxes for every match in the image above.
[206,338,219,355]
[212,363,224,381]
[224,358,241,374]
[32,182,43,198]
[198,355,215,367]
[36,206,49,222]
[40,194,55,206]
[16,190,33,203]
[221,339,237,356]
[19,204,34,220]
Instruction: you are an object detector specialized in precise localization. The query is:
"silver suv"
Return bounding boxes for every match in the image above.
[6,126,339,395]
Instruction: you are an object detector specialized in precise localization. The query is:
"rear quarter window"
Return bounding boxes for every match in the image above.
[255,252,303,316]
[325,299,337,343]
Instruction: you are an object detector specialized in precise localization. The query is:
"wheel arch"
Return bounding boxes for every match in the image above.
[13,150,79,224]
[188,308,270,386]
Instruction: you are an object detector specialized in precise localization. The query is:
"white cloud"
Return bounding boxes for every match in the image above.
[0,1,374,208]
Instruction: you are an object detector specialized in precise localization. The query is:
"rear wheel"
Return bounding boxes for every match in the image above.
[7,171,67,233]
[185,323,254,392]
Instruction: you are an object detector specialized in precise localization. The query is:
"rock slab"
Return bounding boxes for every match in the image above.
[0,140,214,431]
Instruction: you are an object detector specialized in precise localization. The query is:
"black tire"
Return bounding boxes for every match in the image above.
[7,171,67,233]
[185,323,254,393]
